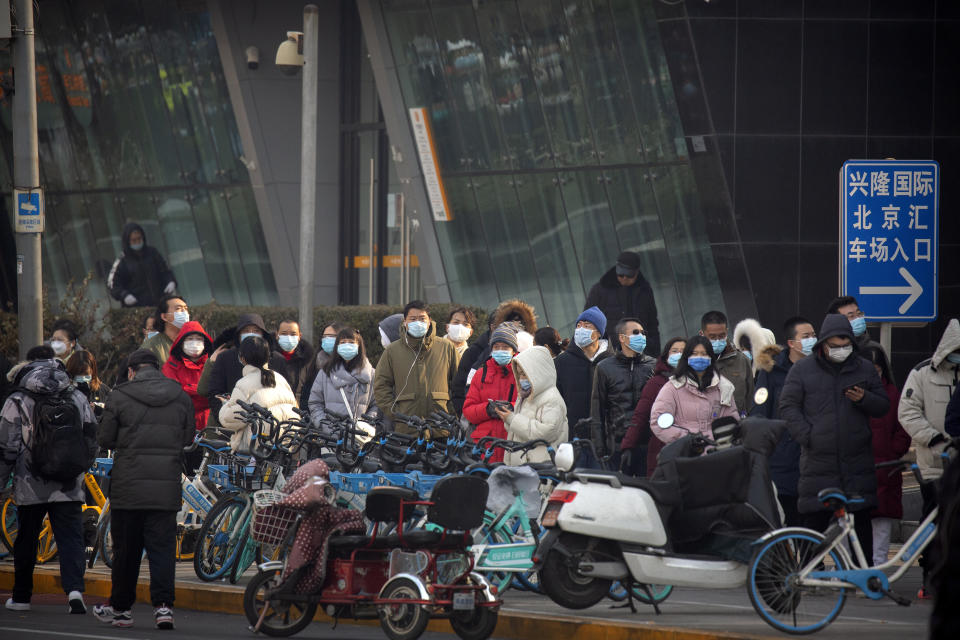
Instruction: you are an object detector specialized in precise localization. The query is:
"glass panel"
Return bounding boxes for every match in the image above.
[224,187,278,306]
[154,191,213,304]
[560,169,620,290]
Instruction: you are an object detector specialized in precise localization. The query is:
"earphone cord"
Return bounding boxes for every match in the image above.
[390,332,425,414]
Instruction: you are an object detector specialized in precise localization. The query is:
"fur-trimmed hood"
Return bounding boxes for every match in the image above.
[733,318,780,376]
[754,344,783,374]
[492,299,538,333]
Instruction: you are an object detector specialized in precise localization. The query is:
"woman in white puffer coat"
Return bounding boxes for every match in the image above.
[219,335,298,453]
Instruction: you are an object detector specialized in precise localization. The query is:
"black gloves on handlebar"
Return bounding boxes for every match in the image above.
[619,449,633,474]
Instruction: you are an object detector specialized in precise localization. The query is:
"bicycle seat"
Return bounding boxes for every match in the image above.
[525,461,559,477]
[817,487,865,509]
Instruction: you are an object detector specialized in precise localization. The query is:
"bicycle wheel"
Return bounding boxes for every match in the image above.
[1,495,17,552]
[243,567,316,637]
[36,517,58,563]
[476,526,516,595]
[99,512,115,569]
[748,530,848,634]
[194,494,246,582]
[229,534,258,584]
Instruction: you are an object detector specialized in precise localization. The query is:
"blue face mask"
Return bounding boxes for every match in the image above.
[321,336,336,354]
[518,379,532,392]
[146,331,159,340]
[574,327,595,348]
[337,343,359,361]
[850,316,867,337]
[277,335,299,352]
[688,356,712,372]
[129,241,144,251]
[491,350,513,366]
[743,351,753,362]
[946,353,960,365]
[800,337,817,356]
[172,310,189,328]
[710,339,727,355]
[74,375,92,385]
[628,334,647,354]
[406,321,429,338]
[239,332,259,343]
[667,352,682,368]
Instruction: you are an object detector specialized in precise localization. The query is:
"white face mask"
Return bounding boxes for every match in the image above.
[446,323,472,344]
[182,340,205,357]
[827,345,853,363]
[50,340,68,356]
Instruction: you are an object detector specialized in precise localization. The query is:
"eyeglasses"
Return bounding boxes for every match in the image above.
[619,329,646,337]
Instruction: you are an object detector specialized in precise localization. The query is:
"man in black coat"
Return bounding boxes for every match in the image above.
[205,313,290,420]
[584,250,660,355]
[555,307,612,441]
[778,314,889,563]
[273,318,315,404]
[95,350,194,629]
[107,223,177,308]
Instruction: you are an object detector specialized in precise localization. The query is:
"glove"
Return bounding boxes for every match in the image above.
[123,294,137,306]
[164,281,176,294]
[486,403,499,420]
[619,449,633,474]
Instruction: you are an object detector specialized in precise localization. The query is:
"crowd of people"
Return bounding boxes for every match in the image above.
[1,248,960,628]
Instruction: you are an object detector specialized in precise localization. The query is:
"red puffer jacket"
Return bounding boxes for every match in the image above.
[462,358,517,463]
[871,379,912,519]
[162,321,213,430]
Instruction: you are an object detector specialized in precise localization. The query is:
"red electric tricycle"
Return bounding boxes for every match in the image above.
[243,474,501,640]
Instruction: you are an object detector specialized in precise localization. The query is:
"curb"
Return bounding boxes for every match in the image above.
[0,565,770,640]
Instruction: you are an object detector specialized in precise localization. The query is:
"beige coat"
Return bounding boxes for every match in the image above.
[503,346,567,466]
[219,364,298,452]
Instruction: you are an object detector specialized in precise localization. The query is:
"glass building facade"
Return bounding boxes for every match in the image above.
[0,0,276,309]
[376,0,734,337]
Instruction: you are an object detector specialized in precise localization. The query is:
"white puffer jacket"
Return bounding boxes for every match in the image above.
[219,364,298,452]
[503,346,567,466]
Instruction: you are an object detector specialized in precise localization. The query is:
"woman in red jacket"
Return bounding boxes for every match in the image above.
[162,320,214,430]
[462,324,519,464]
[862,345,911,567]
[622,337,686,476]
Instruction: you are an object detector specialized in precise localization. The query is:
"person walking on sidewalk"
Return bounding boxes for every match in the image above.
[0,346,98,615]
[94,349,195,629]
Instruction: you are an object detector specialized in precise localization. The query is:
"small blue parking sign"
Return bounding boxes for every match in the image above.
[14,188,44,233]
[840,160,938,322]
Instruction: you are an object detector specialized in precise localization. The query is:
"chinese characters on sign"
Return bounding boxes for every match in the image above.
[409,107,452,222]
[841,160,938,321]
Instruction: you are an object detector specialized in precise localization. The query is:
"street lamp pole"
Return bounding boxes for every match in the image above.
[13,0,42,360]
[297,4,319,344]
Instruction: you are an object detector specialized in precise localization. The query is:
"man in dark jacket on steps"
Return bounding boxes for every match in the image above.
[778,314,889,563]
[107,222,177,308]
[584,251,661,355]
[94,350,194,630]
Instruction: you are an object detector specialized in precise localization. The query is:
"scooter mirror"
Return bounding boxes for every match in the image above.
[754,387,769,406]
[656,413,675,429]
[556,442,575,472]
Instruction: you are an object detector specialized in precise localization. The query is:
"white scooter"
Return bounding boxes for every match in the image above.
[533,415,785,613]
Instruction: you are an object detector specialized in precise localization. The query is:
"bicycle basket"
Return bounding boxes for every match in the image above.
[251,490,299,545]
[230,457,285,491]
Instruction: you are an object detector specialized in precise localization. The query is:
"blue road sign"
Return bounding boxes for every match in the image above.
[840,160,939,322]
[14,188,44,233]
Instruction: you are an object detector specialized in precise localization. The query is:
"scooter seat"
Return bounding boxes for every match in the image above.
[568,469,680,506]
[525,462,559,477]
[328,529,456,550]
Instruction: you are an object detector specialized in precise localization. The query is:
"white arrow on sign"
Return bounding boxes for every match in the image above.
[859,267,923,314]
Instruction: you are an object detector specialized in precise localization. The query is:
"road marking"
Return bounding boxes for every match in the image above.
[669,600,921,626]
[0,626,150,640]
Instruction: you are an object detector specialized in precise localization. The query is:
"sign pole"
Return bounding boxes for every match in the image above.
[297,5,319,345]
[880,322,892,360]
[13,0,42,360]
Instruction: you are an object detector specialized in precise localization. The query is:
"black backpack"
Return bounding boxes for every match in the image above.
[25,387,94,483]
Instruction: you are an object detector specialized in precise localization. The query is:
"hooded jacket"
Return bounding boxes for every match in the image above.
[898,318,960,480]
[871,379,912,519]
[492,299,538,334]
[373,319,458,433]
[98,366,195,510]
[452,329,490,414]
[107,223,176,308]
[220,364,299,452]
[162,321,213,430]
[379,313,403,345]
[308,358,377,428]
[714,345,755,413]
[584,266,660,355]
[554,340,612,438]
[503,346,567,465]
[650,371,739,445]
[733,318,781,378]
[751,347,801,496]
[206,313,290,419]
[0,360,98,505]
[590,349,657,456]
[462,356,517,461]
[778,314,889,513]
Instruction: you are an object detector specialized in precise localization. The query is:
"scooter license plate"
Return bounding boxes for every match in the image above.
[453,592,475,611]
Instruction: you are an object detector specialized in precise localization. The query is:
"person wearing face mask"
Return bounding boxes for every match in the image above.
[443,307,476,363]
[897,318,960,599]
[779,313,889,564]
[554,306,612,441]
[50,319,81,363]
[700,310,754,413]
[140,295,190,365]
[297,322,344,410]
[584,251,661,355]
[827,295,885,359]
[451,310,497,416]
[622,337,686,477]
[65,350,111,417]
[493,346,567,466]
[462,324,520,463]
[161,321,213,432]
[733,318,780,380]
[142,314,159,342]
[590,318,657,472]
[373,300,458,434]
[308,327,376,430]
[273,319,315,404]
[749,316,816,526]
[107,222,177,308]
[651,335,739,445]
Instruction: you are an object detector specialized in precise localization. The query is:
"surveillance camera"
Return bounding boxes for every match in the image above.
[275,31,304,76]
[245,46,260,70]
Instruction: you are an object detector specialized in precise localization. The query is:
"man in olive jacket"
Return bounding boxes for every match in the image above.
[778,314,889,564]
[374,301,457,435]
[95,349,194,629]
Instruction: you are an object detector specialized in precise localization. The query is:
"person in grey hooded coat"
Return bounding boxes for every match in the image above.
[309,327,377,429]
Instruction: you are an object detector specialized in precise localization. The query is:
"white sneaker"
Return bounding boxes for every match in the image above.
[93,603,132,627]
[68,590,86,614]
[5,598,30,611]
[154,604,174,630]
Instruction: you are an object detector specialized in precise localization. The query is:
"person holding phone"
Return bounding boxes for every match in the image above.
[779,313,890,564]
[462,323,520,463]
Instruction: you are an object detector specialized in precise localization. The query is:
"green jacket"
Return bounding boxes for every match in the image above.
[374,320,457,434]
[140,330,174,365]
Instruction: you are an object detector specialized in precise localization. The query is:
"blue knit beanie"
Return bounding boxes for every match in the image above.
[576,306,607,336]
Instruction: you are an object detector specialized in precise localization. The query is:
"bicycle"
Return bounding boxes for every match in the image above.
[747,449,954,634]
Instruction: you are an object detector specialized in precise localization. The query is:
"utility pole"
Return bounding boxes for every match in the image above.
[297,4,319,344]
[13,0,42,360]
